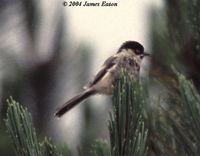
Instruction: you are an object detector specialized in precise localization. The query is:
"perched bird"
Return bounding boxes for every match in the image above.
[55,41,150,117]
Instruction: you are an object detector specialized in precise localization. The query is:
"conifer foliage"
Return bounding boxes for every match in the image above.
[108,71,148,156]
[5,97,65,156]
[4,71,200,156]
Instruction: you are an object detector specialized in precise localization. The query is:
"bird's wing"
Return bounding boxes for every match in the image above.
[85,55,117,88]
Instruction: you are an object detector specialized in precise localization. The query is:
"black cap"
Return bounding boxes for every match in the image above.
[117,41,144,54]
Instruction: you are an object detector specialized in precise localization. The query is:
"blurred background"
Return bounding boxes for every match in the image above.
[1,0,200,155]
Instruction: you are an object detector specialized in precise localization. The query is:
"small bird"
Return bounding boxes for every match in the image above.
[55,41,150,117]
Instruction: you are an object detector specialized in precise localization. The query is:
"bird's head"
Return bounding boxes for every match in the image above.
[117,41,150,59]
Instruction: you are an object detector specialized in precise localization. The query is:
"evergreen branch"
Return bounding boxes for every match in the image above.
[40,137,62,156]
[5,97,41,156]
[108,70,148,156]
[4,97,63,156]
[177,74,200,152]
[90,139,110,156]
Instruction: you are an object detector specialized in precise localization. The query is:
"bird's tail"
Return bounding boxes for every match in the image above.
[55,88,96,118]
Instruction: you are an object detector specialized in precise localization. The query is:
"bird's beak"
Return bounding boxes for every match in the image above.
[143,52,151,57]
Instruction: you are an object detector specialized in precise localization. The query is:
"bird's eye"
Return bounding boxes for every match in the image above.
[140,54,144,59]
[128,58,134,65]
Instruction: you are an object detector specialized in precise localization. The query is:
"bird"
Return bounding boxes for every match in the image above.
[55,41,150,117]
